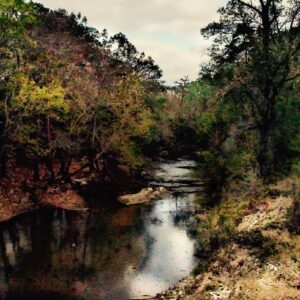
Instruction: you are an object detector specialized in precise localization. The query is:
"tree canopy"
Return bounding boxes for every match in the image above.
[201,0,300,178]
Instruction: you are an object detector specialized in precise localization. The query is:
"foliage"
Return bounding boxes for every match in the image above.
[0,1,162,182]
[0,0,299,188]
[201,0,300,179]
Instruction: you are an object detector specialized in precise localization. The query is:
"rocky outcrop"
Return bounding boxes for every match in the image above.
[237,196,292,232]
[118,187,168,205]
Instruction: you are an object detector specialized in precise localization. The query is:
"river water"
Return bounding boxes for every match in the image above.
[0,159,203,300]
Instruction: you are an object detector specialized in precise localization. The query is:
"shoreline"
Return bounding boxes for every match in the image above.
[155,179,300,300]
[0,184,88,223]
[1,166,299,300]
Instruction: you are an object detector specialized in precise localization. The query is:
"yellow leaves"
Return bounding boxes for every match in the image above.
[6,74,70,156]
[13,75,69,119]
[104,74,153,136]
[95,74,154,167]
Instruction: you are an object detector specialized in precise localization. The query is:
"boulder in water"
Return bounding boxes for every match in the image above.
[118,186,168,205]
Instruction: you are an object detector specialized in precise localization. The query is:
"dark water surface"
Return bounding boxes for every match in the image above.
[0,159,203,300]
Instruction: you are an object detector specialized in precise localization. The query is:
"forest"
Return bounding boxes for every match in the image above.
[0,0,299,299]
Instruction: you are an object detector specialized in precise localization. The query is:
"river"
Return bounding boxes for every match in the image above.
[0,159,204,300]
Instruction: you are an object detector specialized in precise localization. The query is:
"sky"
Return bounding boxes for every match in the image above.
[36,0,227,84]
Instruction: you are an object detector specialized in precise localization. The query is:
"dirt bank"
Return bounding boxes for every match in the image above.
[0,184,87,222]
[0,165,87,222]
[156,180,300,300]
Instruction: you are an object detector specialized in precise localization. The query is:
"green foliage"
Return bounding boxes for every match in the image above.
[0,2,162,181]
[0,0,35,43]
[9,75,69,157]
[200,0,300,179]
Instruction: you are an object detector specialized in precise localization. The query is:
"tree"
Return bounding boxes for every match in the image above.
[201,0,300,178]
[109,33,163,81]
[0,0,35,176]
[10,74,69,181]
[175,76,190,107]
[0,2,163,184]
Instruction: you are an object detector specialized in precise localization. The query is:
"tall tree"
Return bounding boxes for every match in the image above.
[202,0,300,178]
[109,33,163,80]
[0,0,35,176]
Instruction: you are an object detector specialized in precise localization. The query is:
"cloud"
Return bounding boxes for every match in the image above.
[133,38,211,84]
[36,0,227,84]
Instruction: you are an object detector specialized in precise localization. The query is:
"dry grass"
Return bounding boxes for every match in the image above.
[156,176,300,300]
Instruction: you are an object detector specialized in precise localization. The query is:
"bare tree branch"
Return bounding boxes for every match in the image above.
[236,0,262,14]
[70,150,106,177]
[285,73,300,82]
[290,4,300,31]
[231,123,258,137]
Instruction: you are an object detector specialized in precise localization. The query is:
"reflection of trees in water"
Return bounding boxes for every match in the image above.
[169,192,201,247]
[191,164,227,207]
[0,160,204,299]
[171,193,198,228]
[0,207,151,300]
[173,211,194,226]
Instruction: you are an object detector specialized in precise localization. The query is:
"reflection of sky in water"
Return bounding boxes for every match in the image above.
[127,196,197,298]
[154,159,197,181]
[0,159,200,300]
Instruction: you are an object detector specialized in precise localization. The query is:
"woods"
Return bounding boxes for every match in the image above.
[1,0,299,186]
[0,1,299,298]
[201,0,300,179]
[0,1,163,183]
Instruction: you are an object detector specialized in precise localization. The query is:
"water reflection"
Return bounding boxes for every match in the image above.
[0,160,201,300]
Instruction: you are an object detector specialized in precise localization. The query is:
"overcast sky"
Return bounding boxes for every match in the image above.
[36,0,227,84]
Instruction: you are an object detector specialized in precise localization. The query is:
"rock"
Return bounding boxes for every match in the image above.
[153,191,161,197]
[73,178,89,186]
[160,150,169,157]
[118,188,153,205]
[159,187,167,193]
[117,186,168,205]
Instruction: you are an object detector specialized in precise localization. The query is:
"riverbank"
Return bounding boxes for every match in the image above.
[1,161,299,300]
[156,177,300,300]
[0,164,89,222]
[0,183,87,222]
[0,158,202,300]
[0,156,195,223]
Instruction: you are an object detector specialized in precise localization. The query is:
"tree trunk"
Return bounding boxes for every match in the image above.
[0,151,8,178]
[44,157,55,182]
[33,161,40,182]
[257,123,271,180]
[59,156,72,180]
